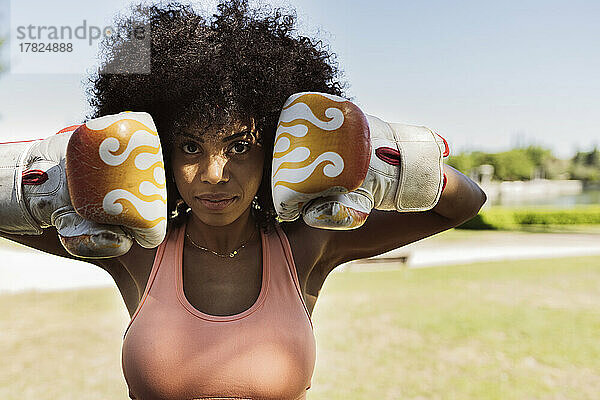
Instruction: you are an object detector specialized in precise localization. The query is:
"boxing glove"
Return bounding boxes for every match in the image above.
[0,112,167,257]
[271,92,448,230]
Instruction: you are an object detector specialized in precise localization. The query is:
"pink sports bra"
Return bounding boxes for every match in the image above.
[121,220,316,400]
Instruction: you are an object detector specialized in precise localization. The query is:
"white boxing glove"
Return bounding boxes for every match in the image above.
[272,92,449,230]
[0,112,167,257]
[66,112,168,249]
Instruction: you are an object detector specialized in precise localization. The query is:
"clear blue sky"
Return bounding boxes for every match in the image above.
[1,0,599,158]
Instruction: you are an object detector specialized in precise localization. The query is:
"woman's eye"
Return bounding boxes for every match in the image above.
[230,141,251,155]
[182,142,200,154]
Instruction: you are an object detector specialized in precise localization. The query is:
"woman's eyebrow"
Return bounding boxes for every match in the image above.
[221,130,253,142]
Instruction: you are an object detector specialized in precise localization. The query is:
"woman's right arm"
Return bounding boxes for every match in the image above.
[0,111,167,260]
[0,228,97,262]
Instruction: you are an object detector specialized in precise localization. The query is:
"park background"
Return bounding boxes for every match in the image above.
[1,0,599,399]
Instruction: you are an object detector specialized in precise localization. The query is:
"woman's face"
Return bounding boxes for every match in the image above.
[171,119,265,227]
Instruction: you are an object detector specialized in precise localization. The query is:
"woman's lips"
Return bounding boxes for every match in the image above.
[197,197,237,210]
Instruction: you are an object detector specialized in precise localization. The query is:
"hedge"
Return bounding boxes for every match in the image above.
[458,206,600,230]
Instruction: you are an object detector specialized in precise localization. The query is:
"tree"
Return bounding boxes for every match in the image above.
[586,147,600,167]
[488,149,537,181]
[570,147,600,182]
[447,146,569,181]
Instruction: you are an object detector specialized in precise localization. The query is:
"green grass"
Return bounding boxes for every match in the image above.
[0,288,130,400]
[311,256,600,400]
[1,256,600,399]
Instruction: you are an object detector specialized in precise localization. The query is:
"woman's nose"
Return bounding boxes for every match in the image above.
[200,154,229,184]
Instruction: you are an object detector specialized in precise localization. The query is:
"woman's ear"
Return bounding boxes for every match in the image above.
[249,118,263,146]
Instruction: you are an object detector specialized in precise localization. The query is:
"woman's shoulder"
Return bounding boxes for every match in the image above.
[278,219,333,269]
[117,218,180,272]
[117,240,159,273]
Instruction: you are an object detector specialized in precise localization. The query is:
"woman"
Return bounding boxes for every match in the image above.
[1,1,486,399]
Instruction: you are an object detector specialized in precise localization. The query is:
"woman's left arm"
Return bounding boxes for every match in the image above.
[319,164,487,268]
[431,164,488,221]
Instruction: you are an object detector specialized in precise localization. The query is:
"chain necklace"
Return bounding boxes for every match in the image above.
[185,226,256,258]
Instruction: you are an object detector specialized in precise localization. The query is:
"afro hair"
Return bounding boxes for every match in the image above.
[86,0,347,230]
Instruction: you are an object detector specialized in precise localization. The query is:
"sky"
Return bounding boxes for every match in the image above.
[0,0,599,158]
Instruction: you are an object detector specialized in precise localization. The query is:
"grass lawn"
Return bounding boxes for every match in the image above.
[1,255,600,399]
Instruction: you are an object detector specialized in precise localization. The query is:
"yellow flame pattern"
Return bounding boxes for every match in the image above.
[272,93,371,195]
[66,116,167,230]
[313,203,369,229]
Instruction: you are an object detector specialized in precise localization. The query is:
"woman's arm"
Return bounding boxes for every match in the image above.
[317,164,487,269]
[0,228,85,261]
[431,165,488,222]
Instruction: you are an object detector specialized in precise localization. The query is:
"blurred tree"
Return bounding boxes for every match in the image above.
[447,146,571,181]
[447,151,485,174]
[488,150,536,181]
[570,147,600,182]
[586,147,600,167]
[543,158,571,180]
[524,146,553,166]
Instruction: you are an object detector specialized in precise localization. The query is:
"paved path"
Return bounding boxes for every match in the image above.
[0,246,113,293]
[343,230,600,271]
[1,230,599,292]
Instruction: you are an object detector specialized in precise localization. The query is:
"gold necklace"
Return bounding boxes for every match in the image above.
[185,227,256,258]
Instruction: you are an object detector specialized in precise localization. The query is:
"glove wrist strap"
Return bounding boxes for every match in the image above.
[0,141,43,234]
[388,122,445,212]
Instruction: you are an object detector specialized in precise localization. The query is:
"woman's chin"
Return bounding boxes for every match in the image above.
[190,206,251,227]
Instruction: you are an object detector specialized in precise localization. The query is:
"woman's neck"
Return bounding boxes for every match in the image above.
[185,208,257,254]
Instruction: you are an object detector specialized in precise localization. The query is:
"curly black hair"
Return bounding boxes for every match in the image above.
[86,0,346,231]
